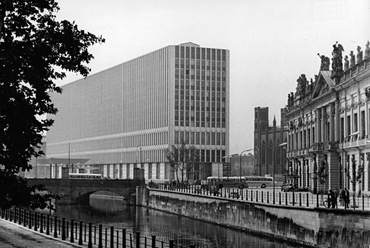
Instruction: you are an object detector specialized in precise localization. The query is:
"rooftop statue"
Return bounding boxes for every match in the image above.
[309,78,314,93]
[287,92,295,107]
[350,51,355,68]
[296,74,308,97]
[331,41,344,78]
[317,53,330,71]
[357,46,363,63]
[365,41,370,59]
[344,55,349,71]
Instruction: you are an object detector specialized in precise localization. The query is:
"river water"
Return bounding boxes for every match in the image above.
[54,203,301,248]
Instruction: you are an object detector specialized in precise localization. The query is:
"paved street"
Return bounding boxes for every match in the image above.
[0,218,83,248]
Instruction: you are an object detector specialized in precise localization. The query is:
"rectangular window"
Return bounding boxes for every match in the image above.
[354,113,358,132]
[347,115,351,138]
[295,133,298,150]
[340,117,344,141]
[361,111,365,139]
[308,128,311,146]
[189,131,193,144]
[201,132,205,144]
[312,127,315,144]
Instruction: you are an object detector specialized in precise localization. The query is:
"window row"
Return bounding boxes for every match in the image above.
[175,46,227,61]
[288,108,370,151]
[175,79,227,88]
[174,130,226,146]
[175,120,226,128]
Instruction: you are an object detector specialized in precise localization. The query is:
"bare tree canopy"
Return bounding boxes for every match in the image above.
[166,141,200,184]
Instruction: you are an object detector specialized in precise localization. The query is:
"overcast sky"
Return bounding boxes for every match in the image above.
[55,0,370,154]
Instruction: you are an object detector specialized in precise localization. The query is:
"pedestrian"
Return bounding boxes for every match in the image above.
[339,189,345,206]
[331,189,337,208]
[327,190,332,208]
[344,188,350,208]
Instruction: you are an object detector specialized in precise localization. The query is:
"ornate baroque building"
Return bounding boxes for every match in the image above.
[254,107,288,178]
[285,41,370,194]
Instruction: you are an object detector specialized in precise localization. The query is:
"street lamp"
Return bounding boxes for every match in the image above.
[341,131,359,189]
[239,149,252,186]
[222,153,238,180]
[278,142,287,204]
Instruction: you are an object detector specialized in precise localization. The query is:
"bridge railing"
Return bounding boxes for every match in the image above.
[151,183,370,211]
[0,207,198,248]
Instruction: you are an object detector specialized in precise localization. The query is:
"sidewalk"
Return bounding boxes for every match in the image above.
[0,218,83,248]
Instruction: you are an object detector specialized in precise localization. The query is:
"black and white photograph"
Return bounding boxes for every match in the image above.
[1,0,369,247]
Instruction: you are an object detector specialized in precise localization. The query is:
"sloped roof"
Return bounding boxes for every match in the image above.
[311,71,335,99]
[178,42,200,47]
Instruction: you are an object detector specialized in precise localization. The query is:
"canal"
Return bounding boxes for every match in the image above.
[54,203,304,248]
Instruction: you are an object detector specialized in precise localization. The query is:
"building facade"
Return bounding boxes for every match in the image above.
[229,154,255,176]
[46,42,230,181]
[285,41,370,194]
[254,107,288,178]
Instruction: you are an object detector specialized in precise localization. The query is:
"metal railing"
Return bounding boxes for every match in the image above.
[0,208,200,248]
[151,183,370,211]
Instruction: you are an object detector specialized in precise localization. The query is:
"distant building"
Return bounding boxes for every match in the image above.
[284,41,370,193]
[229,153,255,176]
[254,107,288,178]
[46,42,230,181]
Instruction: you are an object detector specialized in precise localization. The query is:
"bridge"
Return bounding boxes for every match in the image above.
[27,178,145,204]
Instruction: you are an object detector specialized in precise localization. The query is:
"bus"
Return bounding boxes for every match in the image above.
[206,176,249,189]
[69,173,102,179]
[243,176,273,188]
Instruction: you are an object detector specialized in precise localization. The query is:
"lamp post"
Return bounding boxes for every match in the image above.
[278,142,287,204]
[341,131,359,189]
[222,153,238,180]
[239,149,252,186]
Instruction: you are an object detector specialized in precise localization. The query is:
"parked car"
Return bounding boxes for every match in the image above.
[281,183,295,192]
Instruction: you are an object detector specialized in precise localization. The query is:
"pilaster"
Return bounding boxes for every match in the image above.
[327,152,340,190]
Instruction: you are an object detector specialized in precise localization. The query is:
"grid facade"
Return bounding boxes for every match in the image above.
[46,42,230,179]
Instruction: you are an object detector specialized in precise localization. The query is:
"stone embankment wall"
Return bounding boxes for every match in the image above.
[137,187,370,248]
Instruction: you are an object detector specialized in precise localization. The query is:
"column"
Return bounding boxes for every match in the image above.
[321,107,325,143]
[330,103,335,142]
[328,152,340,190]
[316,109,321,143]
[335,100,340,141]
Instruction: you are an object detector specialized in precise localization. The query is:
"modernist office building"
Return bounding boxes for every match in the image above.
[46,42,230,181]
[285,41,370,194]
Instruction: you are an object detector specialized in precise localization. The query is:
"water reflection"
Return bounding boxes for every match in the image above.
[55,204,299,248]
